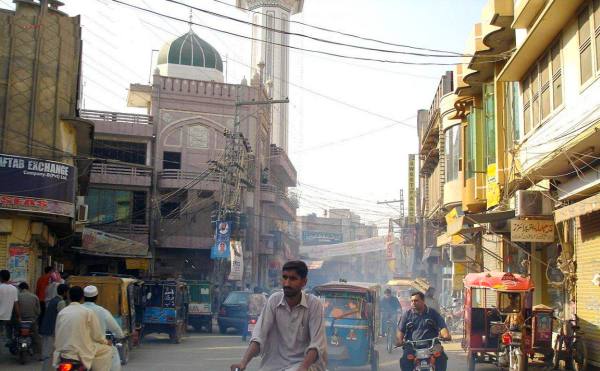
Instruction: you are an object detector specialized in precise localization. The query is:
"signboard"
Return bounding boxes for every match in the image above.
[81,228,149,257]
[301,230,343,245]
[486,163,501,209]
[0,154,75,217]
[408,154,416,224]
[211,221,231,259]
[189,303,211,315]
[228,240,243,281]
[386,231,395,260]
[511,219,555,243]
[8,244,30,282]
[126,258,149,270]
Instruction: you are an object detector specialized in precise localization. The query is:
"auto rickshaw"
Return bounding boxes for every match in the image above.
[385,277,413,312]
[68,274,143,364]
[140,280,189,343]
[313,282,380,371]
[462,272,535,371]
[184,280,213,332]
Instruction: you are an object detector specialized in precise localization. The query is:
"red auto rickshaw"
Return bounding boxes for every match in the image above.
[462,272,536,371]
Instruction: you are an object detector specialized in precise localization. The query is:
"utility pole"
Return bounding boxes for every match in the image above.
[213,91,289,300]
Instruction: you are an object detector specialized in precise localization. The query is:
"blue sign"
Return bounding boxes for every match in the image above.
[211,221,231,260]
[302,230,343,246]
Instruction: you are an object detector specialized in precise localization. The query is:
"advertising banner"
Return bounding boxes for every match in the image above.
[228,240,243,281]
[300,236,388,260]
[80,228,149,257]
[211,221,231,259]
[408,154,416,224]
[8,244,30,282]
[0,154,75,217]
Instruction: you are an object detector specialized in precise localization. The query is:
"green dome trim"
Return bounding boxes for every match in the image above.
[157,30,223,72]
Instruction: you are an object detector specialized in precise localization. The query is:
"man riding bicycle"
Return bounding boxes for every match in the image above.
[380,288,401,337]
[396,291,451,371]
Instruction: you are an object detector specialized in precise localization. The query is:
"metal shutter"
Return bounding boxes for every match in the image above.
[0,234,6,269]
[576,211,600,366]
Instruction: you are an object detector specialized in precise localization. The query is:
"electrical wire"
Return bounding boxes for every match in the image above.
[109,0,508,66]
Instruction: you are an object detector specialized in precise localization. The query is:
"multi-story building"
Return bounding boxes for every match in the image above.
[0,0,92,284]
[498,0,600,364]
[81,25,298,286]
[417,71,453,292]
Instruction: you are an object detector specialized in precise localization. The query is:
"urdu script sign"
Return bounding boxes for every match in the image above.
[510,219,555,243]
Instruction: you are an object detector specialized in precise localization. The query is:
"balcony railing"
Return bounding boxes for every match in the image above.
[158,169,220,182]
[91,162,152,177]
[88,223,149,235]
[80,109,153,125]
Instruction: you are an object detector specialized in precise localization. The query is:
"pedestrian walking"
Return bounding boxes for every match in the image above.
[36,267,54,323]
[40,283,68,371]
[231,260,327,371]
[52,286,112,371]
[82,285,124,371]
[17,282,42,360]
[0,270,20,355]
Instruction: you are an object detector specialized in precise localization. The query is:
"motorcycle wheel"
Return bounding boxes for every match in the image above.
[370,349,379,371]
[510,350,528,371]
[18,349,27,365]
[120,339,130,365]
[571,340,587,371]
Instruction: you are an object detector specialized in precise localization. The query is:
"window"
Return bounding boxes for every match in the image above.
[93,140,146,165]
[445,125,460,182]
[88,189,147,224]
[521,40,563,136]
[579,6,593,84]
[163,151,181,170]
[483,83,496,167]
[161,201,180,219]
[595,0,600,71]
[504,82,521,148]
[465,109,480,179]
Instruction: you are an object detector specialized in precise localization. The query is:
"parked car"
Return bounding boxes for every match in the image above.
[217,291,250,334]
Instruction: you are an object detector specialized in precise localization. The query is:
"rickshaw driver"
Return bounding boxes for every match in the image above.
[396,292,451,371]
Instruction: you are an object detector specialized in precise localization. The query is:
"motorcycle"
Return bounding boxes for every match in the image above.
[56,357,87,371]
[498,327,527,371]
[403,337,445,371]
[8,320,34,364]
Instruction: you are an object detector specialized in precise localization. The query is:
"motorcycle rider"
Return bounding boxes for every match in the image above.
[82,285,125,371]
[16,282,41,360]
[40,283,69,371]
[380,288,401,336]
[396,291,451,371]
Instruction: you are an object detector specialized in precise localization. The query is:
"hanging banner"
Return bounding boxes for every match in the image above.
[228,240,243,281]
[8,244,30,282]
[211,221,231,260]
[408,154,416,224]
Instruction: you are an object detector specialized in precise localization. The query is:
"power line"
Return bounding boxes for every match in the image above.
[109,0,506,66]
[164,0,502,59]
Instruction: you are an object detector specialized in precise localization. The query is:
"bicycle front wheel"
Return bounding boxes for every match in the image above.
[386,326,394,353]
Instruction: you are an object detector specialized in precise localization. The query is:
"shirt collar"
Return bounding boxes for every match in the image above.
[277,291,308,308]
[411,305,429,315]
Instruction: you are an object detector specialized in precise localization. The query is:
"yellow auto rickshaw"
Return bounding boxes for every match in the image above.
[68,274,143,364]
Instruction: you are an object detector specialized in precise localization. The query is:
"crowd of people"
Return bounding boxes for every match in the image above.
[0,268,124,371]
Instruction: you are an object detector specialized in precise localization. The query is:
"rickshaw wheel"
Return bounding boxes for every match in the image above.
[120,340,130,365]
[467,351,476,371]
[370,349,379,371]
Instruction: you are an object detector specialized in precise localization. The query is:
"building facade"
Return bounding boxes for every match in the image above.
[0,0,93,284]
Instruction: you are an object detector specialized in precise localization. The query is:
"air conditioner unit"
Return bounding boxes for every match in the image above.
[450,244,476,262]
[77,204,88,223]
[515,190,553,217]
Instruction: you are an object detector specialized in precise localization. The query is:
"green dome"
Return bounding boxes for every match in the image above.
[157,30,223,72]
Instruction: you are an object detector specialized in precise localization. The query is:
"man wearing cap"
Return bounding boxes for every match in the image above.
[53,286,112,371]
[83,285,124,371]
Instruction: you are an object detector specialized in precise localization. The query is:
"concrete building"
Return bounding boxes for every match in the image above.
[0,0,93,284]
[81,27,298,287]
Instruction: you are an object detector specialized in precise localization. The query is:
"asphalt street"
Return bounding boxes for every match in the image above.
[1,332,510,371]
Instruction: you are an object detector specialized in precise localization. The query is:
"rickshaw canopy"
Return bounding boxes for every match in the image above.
[463,272,534,292]
[386,278,413,287]
[313,282,380,297]
[69,275,142,317]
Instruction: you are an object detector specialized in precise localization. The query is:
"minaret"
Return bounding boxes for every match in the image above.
[237,0,304,152]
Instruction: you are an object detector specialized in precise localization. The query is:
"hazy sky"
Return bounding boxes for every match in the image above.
[0,0,488,228]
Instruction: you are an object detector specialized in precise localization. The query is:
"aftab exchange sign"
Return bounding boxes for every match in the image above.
[0,154,75,217]
[511,219,555,243]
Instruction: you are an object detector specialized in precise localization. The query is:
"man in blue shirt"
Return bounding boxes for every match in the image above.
[380,288,401,336]
[396,291,451,371]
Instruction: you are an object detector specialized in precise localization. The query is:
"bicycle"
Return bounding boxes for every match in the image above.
[381,313,398,354]
[553,315,587,371]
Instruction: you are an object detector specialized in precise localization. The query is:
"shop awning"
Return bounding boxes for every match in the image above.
[447,210,514,236]
[555,193,600,223]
